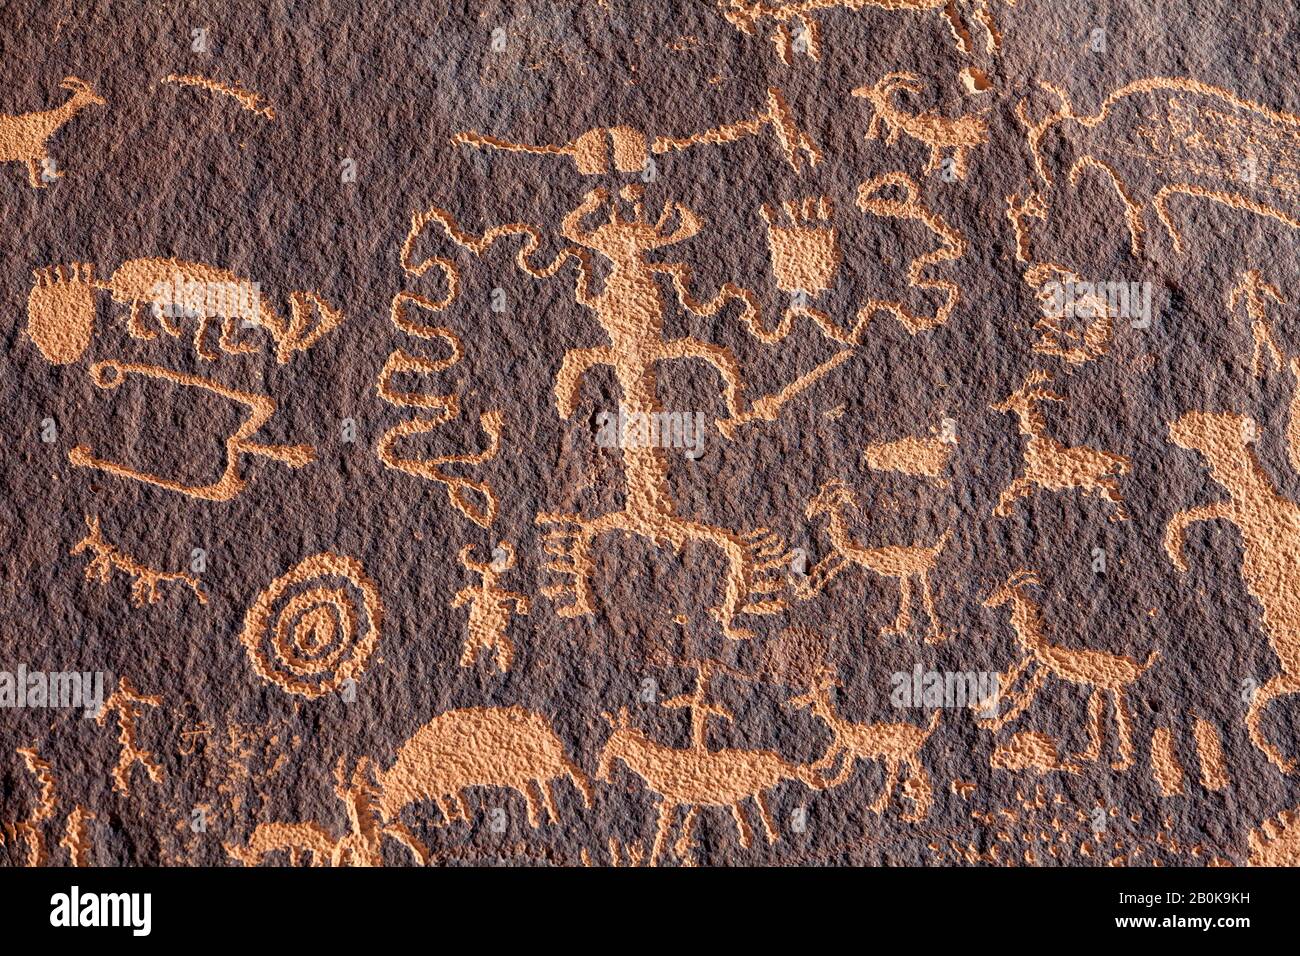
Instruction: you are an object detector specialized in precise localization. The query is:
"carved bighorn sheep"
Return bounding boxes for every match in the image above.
[0,77,105,187]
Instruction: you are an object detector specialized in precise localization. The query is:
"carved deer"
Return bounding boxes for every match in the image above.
[786,670,938,821]
[799,479,951,643]
[981,571,1158,771]
[990,370,1130,519]
[852,72,987,180]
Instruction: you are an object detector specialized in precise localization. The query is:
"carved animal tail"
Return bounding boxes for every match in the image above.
[924,709,941,738]
[932,528,954,556]
[1142,648,1160,672]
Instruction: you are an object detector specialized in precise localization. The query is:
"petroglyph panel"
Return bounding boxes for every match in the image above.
[3,0,1299,870]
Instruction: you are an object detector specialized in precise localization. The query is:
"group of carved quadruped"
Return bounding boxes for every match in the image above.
[6,3,1300,866]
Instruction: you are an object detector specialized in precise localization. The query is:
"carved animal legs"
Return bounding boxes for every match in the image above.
[1077,686,1136,770]
[565,765,593,809]
[882,575,914,638]
[192,313,260,360]
[1078,689,1104,765]
[535,778,562,825]
[731,803,754,849]
[899,757,933,822]
[125,299,156,339]
[674,806,699,861]
[868,759,901,815]
[650,801,677,865]
[753,791,779,843]
[823,750,858,788]
[919,570,945,644]
[653,797,776,865]
[880,571,943,643]
[522,780,549,828]
[981,658,1045,731]
[193,314,221,360]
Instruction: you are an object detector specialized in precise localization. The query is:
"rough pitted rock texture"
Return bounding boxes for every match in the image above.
[2,0,1300,867]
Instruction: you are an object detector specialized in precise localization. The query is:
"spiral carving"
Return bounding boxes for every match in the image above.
[240,553,382,698]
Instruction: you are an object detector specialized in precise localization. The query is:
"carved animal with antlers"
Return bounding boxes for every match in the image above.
[990,370,1131,520]
[852,72,988,180]
[596,705,823,865]
[227,758,429,867]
